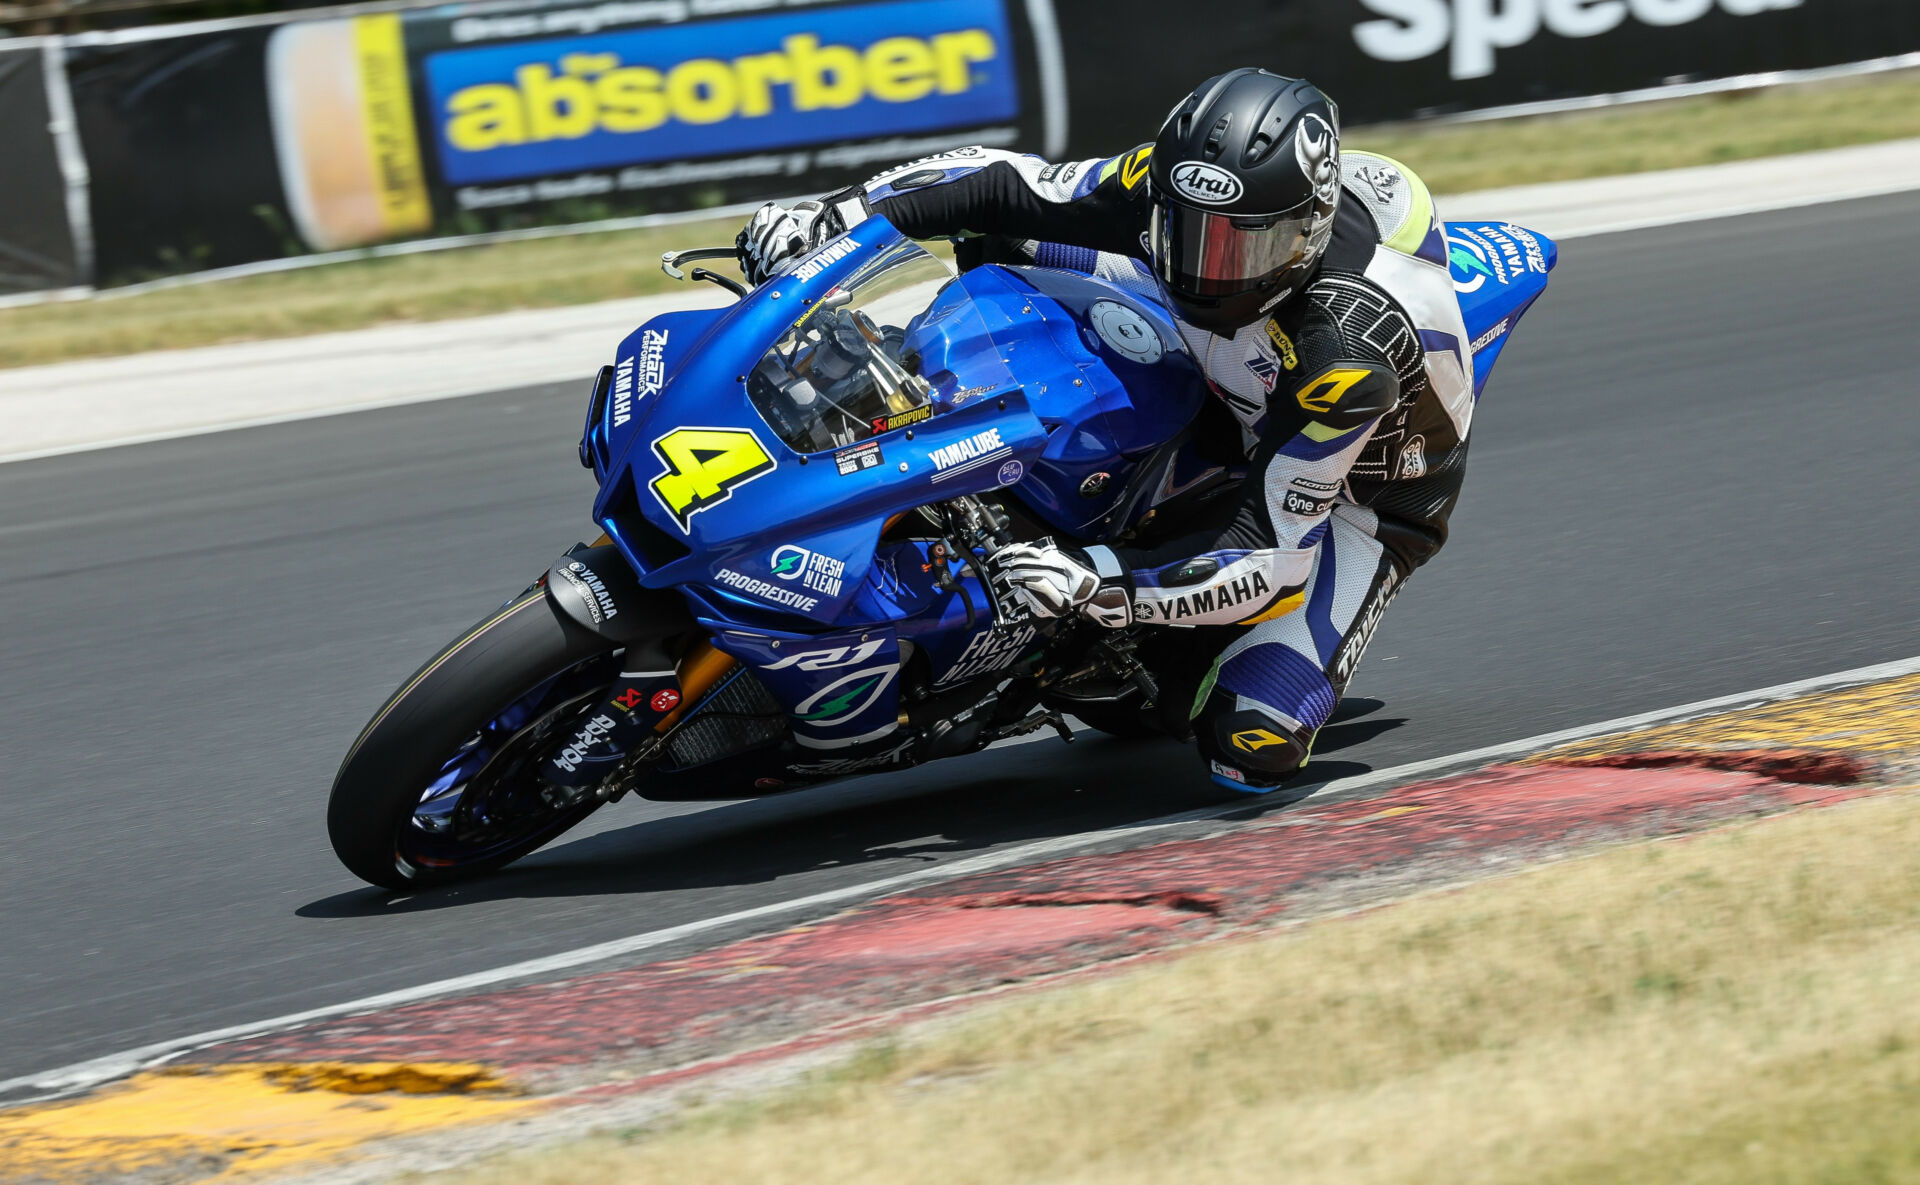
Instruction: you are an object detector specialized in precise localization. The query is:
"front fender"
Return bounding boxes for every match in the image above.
[545,543,695,655]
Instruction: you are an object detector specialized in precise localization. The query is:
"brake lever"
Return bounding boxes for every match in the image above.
[661,246,741,281]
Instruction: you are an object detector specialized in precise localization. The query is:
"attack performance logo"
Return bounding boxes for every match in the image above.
[609,327,669,427]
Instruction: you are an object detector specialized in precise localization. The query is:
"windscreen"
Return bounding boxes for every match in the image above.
[748,239,955,453]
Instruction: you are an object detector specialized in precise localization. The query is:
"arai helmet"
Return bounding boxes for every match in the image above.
[1148,70,1341,333]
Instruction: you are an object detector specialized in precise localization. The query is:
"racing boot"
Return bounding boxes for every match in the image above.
[539,667,684,791]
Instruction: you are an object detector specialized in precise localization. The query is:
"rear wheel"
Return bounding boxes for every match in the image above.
[327,590,621,890]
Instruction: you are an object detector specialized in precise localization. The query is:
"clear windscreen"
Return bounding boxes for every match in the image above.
[748,239,956,453]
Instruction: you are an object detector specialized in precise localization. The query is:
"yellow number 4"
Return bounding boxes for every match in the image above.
[648,427,776,531]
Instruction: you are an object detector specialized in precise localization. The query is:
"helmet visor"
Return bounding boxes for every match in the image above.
[1150,197,1316,301]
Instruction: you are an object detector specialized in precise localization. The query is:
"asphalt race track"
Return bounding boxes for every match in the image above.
[3,193,1918,1085]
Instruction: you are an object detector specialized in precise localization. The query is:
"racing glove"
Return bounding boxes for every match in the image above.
[736,201,820,286]
[736,188,874,286]
[990,540,1134,628]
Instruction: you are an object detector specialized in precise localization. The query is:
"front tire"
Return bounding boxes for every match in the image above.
[328,590,621,890]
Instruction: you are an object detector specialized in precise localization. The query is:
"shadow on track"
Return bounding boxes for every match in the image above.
[298,701,1405,918]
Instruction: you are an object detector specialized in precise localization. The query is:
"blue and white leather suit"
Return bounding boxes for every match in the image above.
[792,144,1475,789]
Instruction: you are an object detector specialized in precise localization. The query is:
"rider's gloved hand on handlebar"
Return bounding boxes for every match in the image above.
[737,200,828,286]
[991,540,1134,629]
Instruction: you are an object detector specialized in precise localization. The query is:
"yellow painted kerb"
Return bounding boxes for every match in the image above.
[1541,672,1920,759]
[0,1062,535,1182]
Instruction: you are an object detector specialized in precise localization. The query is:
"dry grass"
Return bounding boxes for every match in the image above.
[1359,67,1920,193]
[429,792,1920,1185]
[6,69,1920,370]
[0,216,746,369]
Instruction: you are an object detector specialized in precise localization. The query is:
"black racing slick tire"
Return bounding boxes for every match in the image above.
[327,589,620,890]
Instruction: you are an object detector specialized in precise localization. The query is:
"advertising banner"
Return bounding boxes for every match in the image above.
[0,43,85,296]
[1054,0,1920,154]
[31,0,1920,287]
[395,0,1058,231]
[57,0,1059,281]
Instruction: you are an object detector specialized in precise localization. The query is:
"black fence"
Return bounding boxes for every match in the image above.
[4,0,1918,295]
[0,40,84,294]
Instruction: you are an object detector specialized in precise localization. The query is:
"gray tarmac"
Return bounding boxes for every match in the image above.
[3,192,1918,1084]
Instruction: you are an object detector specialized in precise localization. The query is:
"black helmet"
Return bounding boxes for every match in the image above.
[1148,70,1341,333]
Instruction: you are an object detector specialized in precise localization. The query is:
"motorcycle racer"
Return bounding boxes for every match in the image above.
[735,69,1476,793]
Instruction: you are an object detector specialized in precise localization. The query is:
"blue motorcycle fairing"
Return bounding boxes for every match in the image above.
[711,625,905,748]
[1445,221,1558,398]
[920,266,1206,539]
[592,217,1045,627]
[583,306,729,482]
[848,540,1040,688]
[577,213,1553,786]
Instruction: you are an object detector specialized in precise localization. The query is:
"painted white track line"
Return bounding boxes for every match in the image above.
[4,137,1919,466]
[6,650,1916,1104]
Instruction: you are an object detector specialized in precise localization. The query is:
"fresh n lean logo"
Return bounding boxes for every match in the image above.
[425,0,1020,185]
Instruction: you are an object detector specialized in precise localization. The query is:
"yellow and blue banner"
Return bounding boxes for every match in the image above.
[423,0,1022,185]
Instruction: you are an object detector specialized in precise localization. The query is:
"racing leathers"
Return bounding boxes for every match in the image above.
[777,144,1476,791]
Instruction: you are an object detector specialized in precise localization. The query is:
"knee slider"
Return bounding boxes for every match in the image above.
[1194,687,1314,790]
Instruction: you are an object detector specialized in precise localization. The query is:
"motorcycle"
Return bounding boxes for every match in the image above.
[327,214,1555,889]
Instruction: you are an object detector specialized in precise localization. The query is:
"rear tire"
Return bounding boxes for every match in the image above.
[328,590,620,890]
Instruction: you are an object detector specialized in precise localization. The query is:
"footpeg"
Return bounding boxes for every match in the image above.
[992,708,1075,745]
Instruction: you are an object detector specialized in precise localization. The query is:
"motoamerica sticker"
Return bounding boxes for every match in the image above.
[834,440,884,476]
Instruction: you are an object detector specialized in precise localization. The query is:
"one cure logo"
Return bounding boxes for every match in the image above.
[1355,0,1805,81]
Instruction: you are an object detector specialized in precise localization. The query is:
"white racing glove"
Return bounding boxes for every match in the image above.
[990,540,1134,629]
[736,200,824,286]
[736,188,875,286]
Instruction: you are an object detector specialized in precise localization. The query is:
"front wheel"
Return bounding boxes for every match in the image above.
[328,590,621,890]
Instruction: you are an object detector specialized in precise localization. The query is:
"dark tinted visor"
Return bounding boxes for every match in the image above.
[1150,197,1315,299]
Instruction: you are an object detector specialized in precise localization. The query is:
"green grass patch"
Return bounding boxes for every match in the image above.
[6,69,1919,370]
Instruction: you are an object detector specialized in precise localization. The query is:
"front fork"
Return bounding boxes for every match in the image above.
[539,640,736,793]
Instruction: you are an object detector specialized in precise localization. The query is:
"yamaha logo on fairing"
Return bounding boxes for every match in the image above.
[1167,162,1242,206]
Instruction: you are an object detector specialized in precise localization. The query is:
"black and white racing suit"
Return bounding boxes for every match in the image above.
[824,144,1476,789]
